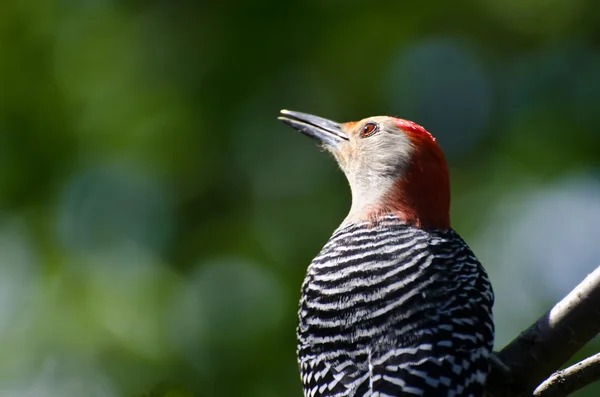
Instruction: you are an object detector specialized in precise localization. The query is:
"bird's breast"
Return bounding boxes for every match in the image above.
[297,216,447,348]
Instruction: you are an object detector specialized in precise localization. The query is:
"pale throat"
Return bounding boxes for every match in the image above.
[342,173,396,224]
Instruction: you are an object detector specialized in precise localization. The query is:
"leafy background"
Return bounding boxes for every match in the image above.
[1,1,600,396]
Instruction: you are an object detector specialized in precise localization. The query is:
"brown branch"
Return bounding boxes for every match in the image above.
[533,353,600,397]
[485,266,600,397]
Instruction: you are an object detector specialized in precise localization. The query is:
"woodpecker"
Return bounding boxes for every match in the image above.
[278,110,494,397]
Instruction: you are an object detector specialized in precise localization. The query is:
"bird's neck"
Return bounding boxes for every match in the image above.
[343,174,392,223]
[343,151,451,230]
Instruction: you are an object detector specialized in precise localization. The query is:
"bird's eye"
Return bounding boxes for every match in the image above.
[360,122,378,138]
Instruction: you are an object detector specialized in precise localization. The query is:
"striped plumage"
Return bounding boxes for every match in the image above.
[297,215,494,397]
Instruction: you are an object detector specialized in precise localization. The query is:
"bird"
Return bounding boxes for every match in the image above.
[277,110,494,397]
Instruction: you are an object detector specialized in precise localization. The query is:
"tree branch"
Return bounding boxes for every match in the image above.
[485,266,600,397]
[533,353,600,397]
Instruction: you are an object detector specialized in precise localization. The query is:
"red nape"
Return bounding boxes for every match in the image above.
[394,119,432,138]
[372,120,451,230]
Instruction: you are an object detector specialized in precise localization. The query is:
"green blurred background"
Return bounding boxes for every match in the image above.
[1,0,600,396]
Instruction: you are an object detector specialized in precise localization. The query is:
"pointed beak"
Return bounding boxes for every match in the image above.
[278,109,348,147]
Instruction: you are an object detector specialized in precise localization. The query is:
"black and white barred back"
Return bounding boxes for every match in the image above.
[297,215,494,397]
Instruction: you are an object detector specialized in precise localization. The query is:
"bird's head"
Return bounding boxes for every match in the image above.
[278,110,450,229]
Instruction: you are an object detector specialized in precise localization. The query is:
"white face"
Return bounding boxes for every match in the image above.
[327,117,414,220]
[279,110,449,228]
[278,110,416,222]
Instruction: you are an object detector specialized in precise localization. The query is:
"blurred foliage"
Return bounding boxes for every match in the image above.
[1,0,600,396]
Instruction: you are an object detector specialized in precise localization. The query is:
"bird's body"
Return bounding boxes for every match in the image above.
[278,110,494,397]
[298,215,493,397]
